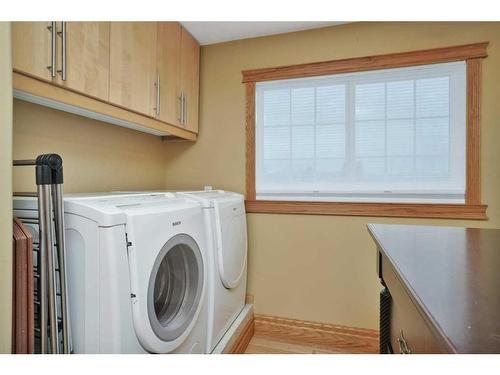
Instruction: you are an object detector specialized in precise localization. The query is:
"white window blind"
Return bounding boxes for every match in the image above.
[255,61,466,203]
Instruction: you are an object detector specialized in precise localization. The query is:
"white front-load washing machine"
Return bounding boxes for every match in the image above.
[13,193,208,354]
[177,189,247,353]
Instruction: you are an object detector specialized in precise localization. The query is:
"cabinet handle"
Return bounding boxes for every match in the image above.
[154,75,160,116]
[57,22,67,81]
[178,93,183,124]
[183,93,187,126]
[183,92,186,125]
[47,22,57,78]
[398,330,412,354]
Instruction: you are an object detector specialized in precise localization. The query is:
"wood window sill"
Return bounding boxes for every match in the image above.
[245,200,488,220]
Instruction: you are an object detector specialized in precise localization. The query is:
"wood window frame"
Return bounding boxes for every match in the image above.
[243,43,488,220]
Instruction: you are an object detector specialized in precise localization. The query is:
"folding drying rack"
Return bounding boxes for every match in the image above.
[13,154,71,354]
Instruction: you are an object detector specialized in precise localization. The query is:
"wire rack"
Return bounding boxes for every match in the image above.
[13,155,71,354]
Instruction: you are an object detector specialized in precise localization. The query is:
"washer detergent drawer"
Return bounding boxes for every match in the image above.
[214,200,247,289]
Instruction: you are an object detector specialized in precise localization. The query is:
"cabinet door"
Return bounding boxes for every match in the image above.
[180,27,200,133]
[12,22,53,82]
[55,22,110,101]
[109,22,157,116]
[382,256,443,354]
[156,22,181,126]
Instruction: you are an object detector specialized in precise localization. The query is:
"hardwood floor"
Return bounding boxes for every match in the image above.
[243,314,379,354]
[245,335,343,354]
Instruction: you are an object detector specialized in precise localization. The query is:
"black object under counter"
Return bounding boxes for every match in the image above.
[368,224,500,354]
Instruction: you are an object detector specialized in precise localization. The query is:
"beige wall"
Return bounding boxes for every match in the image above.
[164,22,500,329]
[13,100,169,193]
[0,22,13,353]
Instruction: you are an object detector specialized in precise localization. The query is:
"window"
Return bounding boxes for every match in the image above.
[255,62,466,203]
[243,43,488,219]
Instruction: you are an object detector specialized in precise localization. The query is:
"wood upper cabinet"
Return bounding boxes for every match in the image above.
[180,27,200,133]
[12,22,53,82]
[109,22,157,117]
[11,21,200,139]
[12,22,110,101]
[156,22,181,126]
[156,23,200,133]
[55,22,110,101]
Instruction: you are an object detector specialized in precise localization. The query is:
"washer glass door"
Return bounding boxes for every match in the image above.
[147,234,204,342]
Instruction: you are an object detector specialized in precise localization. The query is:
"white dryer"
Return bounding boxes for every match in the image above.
[177,189,247,353]
[13,193,208,354]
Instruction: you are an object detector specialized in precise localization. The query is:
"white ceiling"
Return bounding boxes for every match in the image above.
[180,22,347,46]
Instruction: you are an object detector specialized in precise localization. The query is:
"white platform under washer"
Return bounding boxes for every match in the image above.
[13,193,208,354]
[177,189,247,353]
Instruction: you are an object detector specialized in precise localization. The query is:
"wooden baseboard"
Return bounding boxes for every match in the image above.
[228,315,255,354]
[254,314,379,354]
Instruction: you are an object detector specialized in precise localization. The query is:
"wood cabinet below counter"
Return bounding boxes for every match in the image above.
[369,224,500,354]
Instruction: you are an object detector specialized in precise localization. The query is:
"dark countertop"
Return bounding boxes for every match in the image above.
[368,224,500,354]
